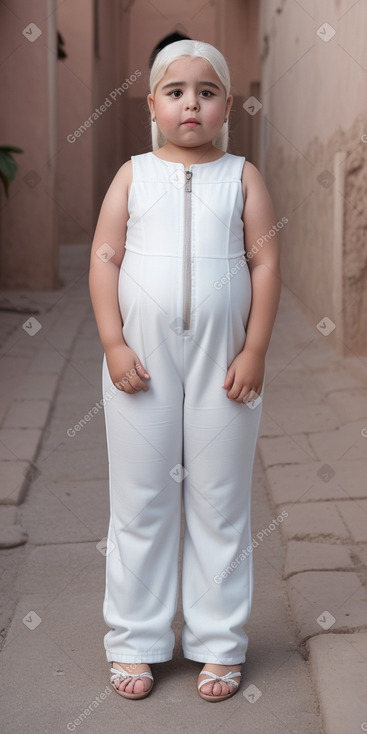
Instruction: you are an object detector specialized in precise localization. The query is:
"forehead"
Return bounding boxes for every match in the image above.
[157,56,224,90]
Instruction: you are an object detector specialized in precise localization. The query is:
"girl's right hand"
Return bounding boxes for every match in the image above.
[106,344,151,393]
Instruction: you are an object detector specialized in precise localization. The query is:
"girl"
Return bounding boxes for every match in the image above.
[89,39,281,702]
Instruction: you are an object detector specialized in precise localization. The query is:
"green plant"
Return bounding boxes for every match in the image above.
[0,145,23,197]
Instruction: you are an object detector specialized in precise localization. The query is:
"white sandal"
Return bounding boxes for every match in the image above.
[197,669,242,702]
[110,666,154,699]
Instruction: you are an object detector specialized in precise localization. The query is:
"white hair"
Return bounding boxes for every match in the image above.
[148,39,231,151]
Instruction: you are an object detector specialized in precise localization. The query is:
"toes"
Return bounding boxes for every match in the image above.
[113,678,128,692]
[213,681,224,696]
[112,675,132,693]
[113,675,151,695]
[117,678,136,694]
[132,678,145,694]
[199,681,221,696]
[200,682,213,695]
[199,680,231,697]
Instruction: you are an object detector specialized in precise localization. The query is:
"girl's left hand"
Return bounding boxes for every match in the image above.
[222,348,265,403]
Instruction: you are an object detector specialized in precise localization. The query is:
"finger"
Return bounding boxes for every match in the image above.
[114,374,143,393]
[121,379,148,393]
[135,362,150,379]
[127,372,150,392]
[222,367,235,389]
[114,363,150,392]
[114,377,134,393]
[228,382,256,403]
[225,377,243,400]
[132,370,150,390]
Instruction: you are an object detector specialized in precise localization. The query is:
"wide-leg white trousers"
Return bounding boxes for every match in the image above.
[102,322,263,665]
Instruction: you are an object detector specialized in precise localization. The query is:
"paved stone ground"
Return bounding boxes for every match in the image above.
[258,281,367,734]
[1,244,367,733]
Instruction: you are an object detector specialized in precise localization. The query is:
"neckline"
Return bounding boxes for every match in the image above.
[150,151,228,168]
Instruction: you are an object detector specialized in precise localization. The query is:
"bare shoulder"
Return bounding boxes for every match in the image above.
[91,160,133,266]
[241,159,274,218]
[241,160,266,196]
[107,159,133,203]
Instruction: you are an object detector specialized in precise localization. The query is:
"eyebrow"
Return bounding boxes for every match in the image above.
[161,81,221,91]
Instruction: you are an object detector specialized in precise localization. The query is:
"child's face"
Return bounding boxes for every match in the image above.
[147,56,233,149]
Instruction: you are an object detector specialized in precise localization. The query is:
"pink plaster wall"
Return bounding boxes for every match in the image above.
[259,0,367,354]
[0,0,58,289]
[56,0,94,245]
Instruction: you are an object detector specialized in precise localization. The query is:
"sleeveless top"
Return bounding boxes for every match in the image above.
[119,151,251,342]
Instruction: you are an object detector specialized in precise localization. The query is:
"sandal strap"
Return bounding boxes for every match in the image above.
[198,670,241,690]
[110,666,154,683]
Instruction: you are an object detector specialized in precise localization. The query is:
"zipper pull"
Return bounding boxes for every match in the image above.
[185,170,192,192]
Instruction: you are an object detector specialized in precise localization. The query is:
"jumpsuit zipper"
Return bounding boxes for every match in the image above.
[183,169,193,331]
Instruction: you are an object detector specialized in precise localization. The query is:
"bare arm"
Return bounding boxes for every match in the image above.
[222,161,282,402]
[241,161,281,356]
[89,162,128,350]
[89,161,150,392]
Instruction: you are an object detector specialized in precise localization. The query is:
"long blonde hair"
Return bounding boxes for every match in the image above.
[148,40,231,151]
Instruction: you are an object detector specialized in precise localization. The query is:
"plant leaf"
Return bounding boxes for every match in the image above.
[0,151,17,182]
[0,145,23,154]
[0,170,10,197]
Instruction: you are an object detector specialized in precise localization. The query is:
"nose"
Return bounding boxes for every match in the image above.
[184,92,199,110]
[185,101,199,111]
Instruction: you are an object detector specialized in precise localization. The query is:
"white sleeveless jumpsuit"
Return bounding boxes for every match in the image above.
[102,151,264,665]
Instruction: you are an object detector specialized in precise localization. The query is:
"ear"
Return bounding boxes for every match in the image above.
[147,93,155,118]
[225,94,233,120]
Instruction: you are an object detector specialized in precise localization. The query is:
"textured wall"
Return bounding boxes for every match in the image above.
[259,0,367,354]
[343,128,367,353]
[56,0,94,245]
[0,0,58,289]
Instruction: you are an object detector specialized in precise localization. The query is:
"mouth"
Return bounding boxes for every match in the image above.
[182,119,200,126]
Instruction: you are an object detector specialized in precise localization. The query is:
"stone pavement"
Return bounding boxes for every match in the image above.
[258,286,367,734]
[0,244,366,733]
